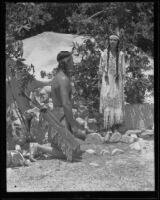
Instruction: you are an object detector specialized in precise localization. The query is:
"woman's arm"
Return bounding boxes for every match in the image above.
[97,53,104,77]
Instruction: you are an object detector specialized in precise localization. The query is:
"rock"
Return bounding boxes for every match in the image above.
[89,162,100,167]
[24,159,32,166]
[137,138,146,149]
[140,129,154,139]
[86,128,96,134]
[76,117,85,126]
[39,86,51,102]
[100,149,110,156]
[79,104,87,109]
[130,134,138,139]
[15,144,21,152]
[85,149,96,154]
[120,135,136,144]
[117,124,127,134]
[111,148,124,156]
[88,118,97,123]
[87,122,98,132]
[130,141,141,151]
[72,108,78,118]
[109,132,122,143]
[85,133,104,144]
[125,130,142,136]
[72,108,77,113]
[39,86,51,95]
[47,102,53,110]
[138,138,145,142]
[10,150,25,167]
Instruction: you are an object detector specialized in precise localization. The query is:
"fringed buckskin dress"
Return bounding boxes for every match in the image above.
[99,49,126,129]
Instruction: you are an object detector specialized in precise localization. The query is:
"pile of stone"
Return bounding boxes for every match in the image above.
[84,128,154,154]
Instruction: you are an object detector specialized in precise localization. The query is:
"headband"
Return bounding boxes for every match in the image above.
[109,35,119,40]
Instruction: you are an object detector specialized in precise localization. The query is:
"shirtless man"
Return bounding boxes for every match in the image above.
[29,51,86,160]
[50,51,86,138]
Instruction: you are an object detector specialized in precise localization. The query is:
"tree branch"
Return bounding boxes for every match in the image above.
[87,10,105,20]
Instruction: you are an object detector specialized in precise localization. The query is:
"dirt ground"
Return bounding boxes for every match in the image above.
[7,138,154,191]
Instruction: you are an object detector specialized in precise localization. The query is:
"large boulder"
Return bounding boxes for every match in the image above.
[139,129,154,139]
[22,32,86,81]
[85,133,104,144]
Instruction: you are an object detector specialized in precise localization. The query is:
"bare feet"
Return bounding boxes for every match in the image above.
[29,143,38,162]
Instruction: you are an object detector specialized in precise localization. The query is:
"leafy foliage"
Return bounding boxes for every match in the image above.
[68,2,154,108]
[6,3,52,40]
[6,3,154,149]
[6,3,79,90]
[72,39,101,114]
[125,51,153,103]
[6,3,48,91]
[68,2,153,53]
[40,70,47,78]
[6,2,154,106]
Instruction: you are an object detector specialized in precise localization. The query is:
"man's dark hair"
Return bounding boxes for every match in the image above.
[57,51,71,62]
[57,51,72,75]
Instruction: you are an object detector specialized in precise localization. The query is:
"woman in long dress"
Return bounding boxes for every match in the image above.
[98,34,126,142]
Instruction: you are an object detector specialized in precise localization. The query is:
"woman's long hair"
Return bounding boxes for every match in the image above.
[105,38,120,86]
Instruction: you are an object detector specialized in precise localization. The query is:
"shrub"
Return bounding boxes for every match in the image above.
[72,38,153,115]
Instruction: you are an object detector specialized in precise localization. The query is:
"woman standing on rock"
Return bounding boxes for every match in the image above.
[98,34,126,142]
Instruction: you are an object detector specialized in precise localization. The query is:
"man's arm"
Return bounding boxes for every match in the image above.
[27,79,52,92]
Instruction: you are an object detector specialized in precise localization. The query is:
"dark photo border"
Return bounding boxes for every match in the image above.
[1,0,159,200]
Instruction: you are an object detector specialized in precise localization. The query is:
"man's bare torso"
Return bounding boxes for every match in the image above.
[51,71,72,107]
